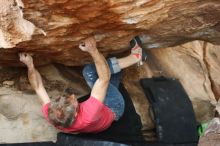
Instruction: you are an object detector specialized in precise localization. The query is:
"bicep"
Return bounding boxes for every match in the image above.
[36,87,50,105]
[90,79,109,103]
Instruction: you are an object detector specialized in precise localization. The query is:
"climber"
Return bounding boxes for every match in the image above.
[19,36,147,133]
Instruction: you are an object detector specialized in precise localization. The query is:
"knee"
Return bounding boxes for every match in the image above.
[120,97,125,113]
[83,64,97,82]
[82,64,92,77]
[82,65,88,76]
[116,96,125,120]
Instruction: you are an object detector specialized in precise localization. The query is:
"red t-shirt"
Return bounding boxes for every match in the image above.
[42,96,115,133]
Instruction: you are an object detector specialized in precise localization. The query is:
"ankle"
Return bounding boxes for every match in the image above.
[129,54,141,64]
[27,63,34,69]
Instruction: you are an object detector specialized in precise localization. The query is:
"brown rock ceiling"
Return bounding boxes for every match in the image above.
[0,0,220,66]
[1,0,220,143]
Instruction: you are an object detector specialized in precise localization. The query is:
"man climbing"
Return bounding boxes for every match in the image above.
[19,36,147,133]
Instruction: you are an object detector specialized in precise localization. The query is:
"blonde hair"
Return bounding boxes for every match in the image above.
[48,96,76,128]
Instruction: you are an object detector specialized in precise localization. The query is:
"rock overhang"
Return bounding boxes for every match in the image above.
[0,0,219,67]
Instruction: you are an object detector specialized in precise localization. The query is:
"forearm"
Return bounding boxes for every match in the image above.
[27,66,50,104]
[90,49,110,82]
[19,53,50,104]
[80,37,110,102]
[89,49,110,102]
[27,65,41,90]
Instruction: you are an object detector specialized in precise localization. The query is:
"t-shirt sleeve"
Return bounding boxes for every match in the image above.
[81,96,104,122]
[41,103,50,121]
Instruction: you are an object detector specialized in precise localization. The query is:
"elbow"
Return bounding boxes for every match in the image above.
[99,79,109,87]
[105,77,111,83]
[107,68,111,80]
[105,71,111,82]
[98,68,111,83]
[100,73,110,84]
[101,76,110,84]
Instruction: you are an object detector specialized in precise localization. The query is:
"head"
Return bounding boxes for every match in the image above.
[48,94,78,128]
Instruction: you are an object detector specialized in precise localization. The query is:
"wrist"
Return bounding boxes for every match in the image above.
[89,48,99,55]
[27,63,34,70]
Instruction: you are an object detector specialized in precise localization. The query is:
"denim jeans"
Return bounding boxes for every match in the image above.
[82,57,125,121]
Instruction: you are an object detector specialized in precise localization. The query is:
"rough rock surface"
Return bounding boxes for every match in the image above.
[124,41,219,127]
[0,0,45,49]
[0,41,219,143]
[0,0,220,66]
[0,65,89,143]
[0,0,220,144]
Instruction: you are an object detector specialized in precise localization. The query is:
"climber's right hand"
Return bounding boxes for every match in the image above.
[79,36,97,53]
[19,53,34,68]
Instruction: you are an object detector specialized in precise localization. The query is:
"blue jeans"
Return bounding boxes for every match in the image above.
[82,57,125,121]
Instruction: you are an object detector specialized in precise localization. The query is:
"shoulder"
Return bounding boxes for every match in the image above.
[42,102,50,110]
[80,96,104,118]
[41,102,50,118]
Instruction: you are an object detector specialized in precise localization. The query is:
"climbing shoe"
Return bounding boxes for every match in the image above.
[130,36,147,66]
